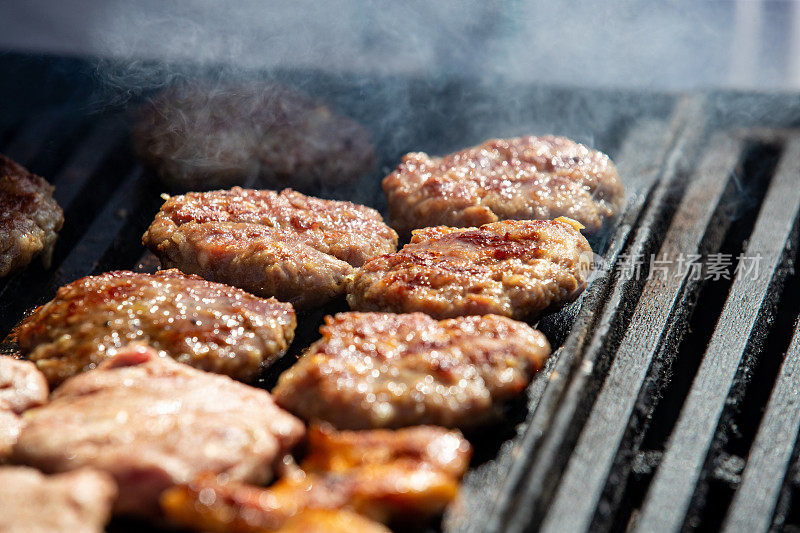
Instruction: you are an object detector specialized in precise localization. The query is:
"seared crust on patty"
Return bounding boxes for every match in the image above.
[347,218,592,320]
[273,312,550,429]
[132,83,375,192]
[383,135,624,236]
[0,154,64,277]
[15,269,296,385]
[143,187,398,308]
[0,467,116,533]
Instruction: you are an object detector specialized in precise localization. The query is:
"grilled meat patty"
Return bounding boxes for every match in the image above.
[274,312,550,429]
[161,424,471,530]
[143,187,397,309]
[0,357,48,458]
[383,135,624,236]
[0,154,64,277]
[15,269,296,386]
[13,344,305,516]
[0,466,116,533]
[347,217,592,320]
[132,83,375,192]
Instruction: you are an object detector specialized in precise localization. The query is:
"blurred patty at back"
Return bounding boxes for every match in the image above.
[132,83,375,191]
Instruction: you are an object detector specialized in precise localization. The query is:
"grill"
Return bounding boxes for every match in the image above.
[2,53,800,532]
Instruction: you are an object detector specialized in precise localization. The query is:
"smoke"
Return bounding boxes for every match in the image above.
[2,0,791,200]
[73,1,794,135]
[0,1,780,90]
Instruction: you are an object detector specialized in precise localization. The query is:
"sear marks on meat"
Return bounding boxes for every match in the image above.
[347,217,593,320]
[0,154,64,277]
[0,357,48,459]
[383,135,624,236]
[273,312,550,429]
[143,187,397,309]
[0,466,116,533]
[13,344,305,517]
[161,424,470,531]
[132,83,375,192]
[15,269,296,386]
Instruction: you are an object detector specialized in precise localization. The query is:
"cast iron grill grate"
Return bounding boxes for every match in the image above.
[2,53,800,533]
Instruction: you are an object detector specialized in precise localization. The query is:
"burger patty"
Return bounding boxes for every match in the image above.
[132,83,375,192]
[347,217,592,321]
[143,187,398,308]
[161,424,471,530]
[13,344,305,516]
[273,312,550,429]
[15,269,296,386]
[0,357,48,458]
[383,135,624,236]
[0,154,64,277]
[0,466,116,533]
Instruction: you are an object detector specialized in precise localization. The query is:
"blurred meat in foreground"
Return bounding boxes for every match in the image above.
[383,135,624,236]
[0,357,48,459]
[0,466,116,533]
[161,424,471,531]
[273,509,391,533]
[132,83,375,192]
[13,344,305,516]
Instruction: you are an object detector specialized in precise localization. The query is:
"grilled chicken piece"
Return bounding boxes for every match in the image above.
[143,187,397,308]
[161,424,471,531]
[13,344,305,516]
[0,357,48,459]
[132,83,375,192]
[274,312,550,429]
[383,135,624,236]
[275,509,391,533]
[15,269,296,385]
[0,466,116,533]
[348,217,593,320]
[0,154,64,277]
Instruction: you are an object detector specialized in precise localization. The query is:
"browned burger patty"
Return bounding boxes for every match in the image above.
[132,83,375,192]
[143,187,398,309]
[15,269,296,386]
[0,466,116,533]
[383,135,624,236]
[161,424,471,530]
[0,357,48,458]
[13,344,305,517]
[347,217,592,321]
[273,312,549,429]
[0,154,64,277]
